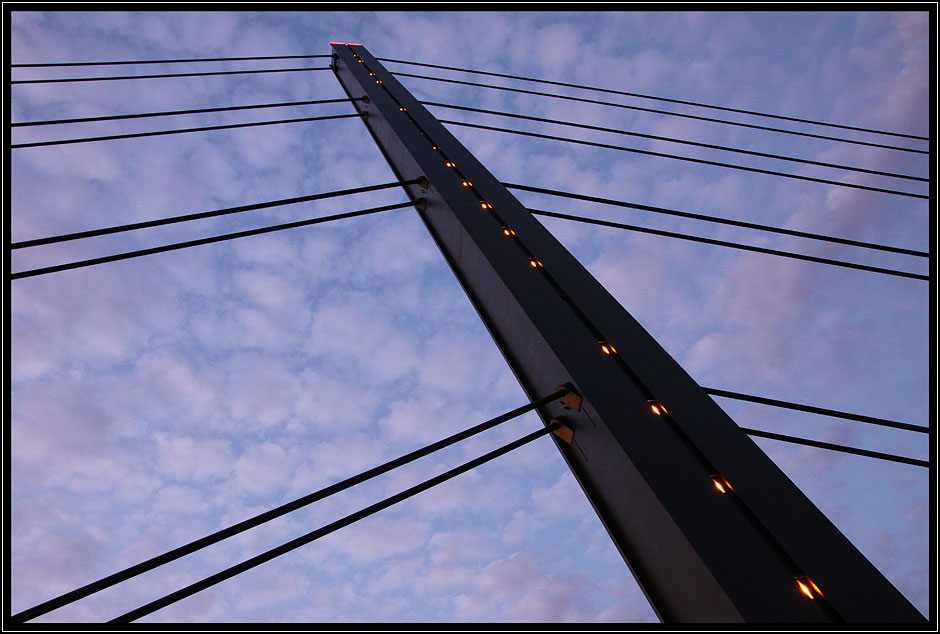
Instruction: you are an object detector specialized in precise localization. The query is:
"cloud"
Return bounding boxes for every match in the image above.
[12,531,108,616]
[234,442,297,496]
[318,515,431,565]
[9,11,928,624]
[152,484,212,516]
[155,434,236,482]
[453,551,596,622]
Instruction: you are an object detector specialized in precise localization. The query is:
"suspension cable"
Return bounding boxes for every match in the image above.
[12,180,420,250]
[504,183,928,259]
[378,56,929,142]
[12,54,332,67]
[11,389,567,623]
[423,101,927,183]
[529,208,928,282]
[11,201,415,280]
[11,112,360,149]
[12,97,361,127]
[442,119,928,200]
[705,388,928,434]
[742,428,927,468]
[109,421,563,622]
[392,71,928,155]
[11,66,332,84]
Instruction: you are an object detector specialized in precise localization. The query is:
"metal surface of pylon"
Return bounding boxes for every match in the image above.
[330,43,925,624]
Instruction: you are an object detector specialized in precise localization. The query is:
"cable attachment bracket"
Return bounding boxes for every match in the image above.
[550,418,575,445]
[557,383,582,412]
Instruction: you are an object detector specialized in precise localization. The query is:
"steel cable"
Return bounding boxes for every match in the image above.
[379,56,929,142]
[11,201,415,280]
[12,389,567,622]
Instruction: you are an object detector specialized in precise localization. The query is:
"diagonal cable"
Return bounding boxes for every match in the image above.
[504,182,928,259]
[11,389,566,623]
[12,180,420,250]
[11,201,415,280]
[392,71,928,155]
[11,97,361,127]
[442,119,928,200]
[11,112,360,149]
[109,421,563,622]
[742,428,927,468]
[379,56,929,142]
[423,101,927,183]
[529,208,928,281]
[12,54,332,67]
[706,388,928,434]
[11,66,332,84]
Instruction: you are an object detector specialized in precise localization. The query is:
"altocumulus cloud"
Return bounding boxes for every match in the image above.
[10,10,928,622]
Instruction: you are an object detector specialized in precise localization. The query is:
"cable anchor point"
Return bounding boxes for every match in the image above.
[557,383,582,412]
[550,419,575,445]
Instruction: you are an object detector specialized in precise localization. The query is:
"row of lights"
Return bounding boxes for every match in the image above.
[600,311,826,602]
[644,395,736,493]
[345,45,825,608]
[641,387,824,601]
[348,48,547,273]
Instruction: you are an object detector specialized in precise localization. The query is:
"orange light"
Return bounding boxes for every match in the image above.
[795,576,823,599]
[647,399,666,415]
[529,258,542,268]
[710,475,733,494]
[796,579,814,599]
[369,72,376,76]
[445,161,455,167]
[480,201,493,209]
[461,180,472,187]
[400,107,406,111]
[432,146,438,150]
[358,59,364,63]
[502,227,516,236]
[599,341,617,355]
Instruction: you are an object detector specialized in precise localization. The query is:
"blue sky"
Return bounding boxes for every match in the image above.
[8,10,930,623]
